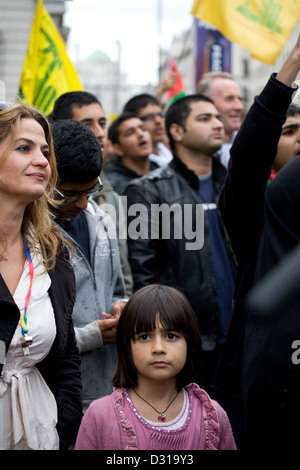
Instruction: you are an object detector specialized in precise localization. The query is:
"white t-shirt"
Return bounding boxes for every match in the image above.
[0,250,58,450]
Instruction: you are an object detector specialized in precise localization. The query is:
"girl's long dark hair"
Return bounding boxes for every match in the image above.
[112,284,202,390]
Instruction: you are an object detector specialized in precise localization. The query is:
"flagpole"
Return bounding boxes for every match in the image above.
[157,0,162,83]
[113,40,121,114]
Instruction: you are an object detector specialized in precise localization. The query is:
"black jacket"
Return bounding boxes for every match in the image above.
[0,251,83,449]
[214,74,300,447]
[125,154,235,350]
[104,153,158,195]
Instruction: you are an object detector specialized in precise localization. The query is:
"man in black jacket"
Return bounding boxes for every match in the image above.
[124,94,236,396]
[213,32,300,449]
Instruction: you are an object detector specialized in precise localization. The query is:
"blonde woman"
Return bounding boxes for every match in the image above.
[0,102,82,450]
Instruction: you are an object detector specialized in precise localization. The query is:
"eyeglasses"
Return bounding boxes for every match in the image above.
[140,112,164,121]
[54,176,103,203]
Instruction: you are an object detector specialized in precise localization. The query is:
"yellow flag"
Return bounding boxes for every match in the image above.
[191,0,300,64]
[19,0,82,114]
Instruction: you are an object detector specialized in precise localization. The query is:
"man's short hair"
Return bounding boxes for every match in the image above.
[197,71,234,96]
[50,91,102,122]
[165,94,214,150]
[123,93,160,114]
[51,119,102,183]
[108,112,138,144]
[287,104,300,117]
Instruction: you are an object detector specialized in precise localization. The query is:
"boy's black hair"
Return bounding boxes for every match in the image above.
[51,119,102,183]
[287,104,300,117]
[165,94,215,151]
[50,91,102,122]
[113,284,202,390]
[123,93,160,114]
[108,112,139,144]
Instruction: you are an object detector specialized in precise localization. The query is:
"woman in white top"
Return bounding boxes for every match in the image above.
[0,101,83,450]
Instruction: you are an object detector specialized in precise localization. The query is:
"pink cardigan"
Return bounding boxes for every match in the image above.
[75,383,237,450]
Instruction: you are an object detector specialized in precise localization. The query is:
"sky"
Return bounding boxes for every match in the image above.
[64,0,195,86]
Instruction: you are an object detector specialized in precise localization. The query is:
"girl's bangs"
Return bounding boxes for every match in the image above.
[132,292,185,337]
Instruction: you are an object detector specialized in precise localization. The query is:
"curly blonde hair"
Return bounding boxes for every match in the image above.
[0,101,72,271]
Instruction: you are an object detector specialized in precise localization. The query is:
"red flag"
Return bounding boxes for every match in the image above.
[165,58,187,104]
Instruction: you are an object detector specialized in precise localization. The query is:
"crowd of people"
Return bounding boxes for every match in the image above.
[0,31,300,451]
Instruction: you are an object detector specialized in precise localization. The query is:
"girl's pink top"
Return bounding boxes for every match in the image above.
[75,383,237,450]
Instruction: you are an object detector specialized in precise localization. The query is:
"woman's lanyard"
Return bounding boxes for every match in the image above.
[20,239,34,355]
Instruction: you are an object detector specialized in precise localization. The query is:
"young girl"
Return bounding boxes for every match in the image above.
[75,284,236,450]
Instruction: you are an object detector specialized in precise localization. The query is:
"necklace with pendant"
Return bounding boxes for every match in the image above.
[133,388,180,422]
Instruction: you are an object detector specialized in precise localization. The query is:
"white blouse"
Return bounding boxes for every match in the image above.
[0,250,58,450]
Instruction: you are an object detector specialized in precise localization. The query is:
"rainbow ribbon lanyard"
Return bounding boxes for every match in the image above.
[20,239,34,336]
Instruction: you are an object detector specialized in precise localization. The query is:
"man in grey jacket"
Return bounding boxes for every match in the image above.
[50,90,133,297]
[50,119,127,412]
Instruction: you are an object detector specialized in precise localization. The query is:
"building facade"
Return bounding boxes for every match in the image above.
[159,18,300,111]
[0,0,69,102]
[1,2,299,114]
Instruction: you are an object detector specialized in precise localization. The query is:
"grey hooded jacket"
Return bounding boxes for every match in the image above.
[58,199,126,411]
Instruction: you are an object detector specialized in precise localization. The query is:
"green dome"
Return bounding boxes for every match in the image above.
[85,50,111,63]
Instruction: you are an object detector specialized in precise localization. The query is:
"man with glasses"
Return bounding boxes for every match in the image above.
[50,90,133,297]
[123,93,173,166]
[50,119,127,412]
[53,177,103,222]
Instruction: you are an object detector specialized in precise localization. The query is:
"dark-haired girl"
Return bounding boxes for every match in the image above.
[75,284,236,450]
